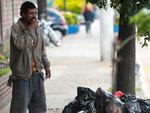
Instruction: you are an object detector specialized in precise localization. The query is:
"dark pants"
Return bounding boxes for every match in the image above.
[85,20,92,34]
[10,72,46,113]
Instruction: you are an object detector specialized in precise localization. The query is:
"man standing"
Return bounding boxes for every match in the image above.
[8,1,51,113]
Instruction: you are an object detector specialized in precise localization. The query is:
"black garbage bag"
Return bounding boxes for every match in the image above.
[120,94,141,113]
[95,87,124,113]
[106,100,124,113]
[120,94,150,113]
[138,99,150,113]
[62,87,96,113]
[62,99,82,113]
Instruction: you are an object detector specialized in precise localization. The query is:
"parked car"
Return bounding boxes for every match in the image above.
[47,8,68,39]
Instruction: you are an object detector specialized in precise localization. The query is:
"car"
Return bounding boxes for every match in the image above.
[47,8,68,39]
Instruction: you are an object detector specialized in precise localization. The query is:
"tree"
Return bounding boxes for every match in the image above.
[53,0,86,14]
[88,0,150,95]
[131,8,150,47]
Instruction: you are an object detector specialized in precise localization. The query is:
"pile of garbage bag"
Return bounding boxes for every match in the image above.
[62,87,150,113]
[62,87,96,113]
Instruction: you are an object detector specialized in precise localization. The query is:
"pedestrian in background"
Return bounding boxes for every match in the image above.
[83,5,94,34]
[8,1,51,113]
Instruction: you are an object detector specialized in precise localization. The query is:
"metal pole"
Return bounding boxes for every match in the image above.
[64,0,66,11]
[0,0,3,51]
[38,0,47,20]
[11,0,15,24]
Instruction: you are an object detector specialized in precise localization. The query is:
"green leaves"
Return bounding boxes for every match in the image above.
[0,68,10,76]
[53,0,86,14]
[63,13,79,25]
[130,8,150,47]
[88,0,150,46]
[88,0,108,9]
[88,0,150,17]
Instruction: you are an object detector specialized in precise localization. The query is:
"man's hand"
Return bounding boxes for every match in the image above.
[29,19,38,29]
[45,68,51,79]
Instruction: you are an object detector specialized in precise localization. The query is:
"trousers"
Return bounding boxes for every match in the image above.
[10,72,46,113]
[85,20,92,34]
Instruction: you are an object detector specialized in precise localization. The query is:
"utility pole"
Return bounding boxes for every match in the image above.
[11,0,15,24]
[99,8,114,61]
[37,0,47,20]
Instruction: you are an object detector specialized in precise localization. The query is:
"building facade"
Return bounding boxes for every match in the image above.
[0,0,23,52]
[0,0,23,108]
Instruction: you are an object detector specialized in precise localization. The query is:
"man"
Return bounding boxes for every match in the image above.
[8,1,51,113]
[83,6,94,34]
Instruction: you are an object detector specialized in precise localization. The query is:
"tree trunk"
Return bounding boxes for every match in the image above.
[116,11,136,95]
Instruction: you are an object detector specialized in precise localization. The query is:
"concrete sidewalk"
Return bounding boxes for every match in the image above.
[0,60,112,113]
[0,59,146,113]
[46,59,112,113]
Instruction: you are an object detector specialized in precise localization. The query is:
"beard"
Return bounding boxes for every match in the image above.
[27,17,36,24]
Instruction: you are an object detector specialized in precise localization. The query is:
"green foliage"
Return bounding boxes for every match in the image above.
[88,0,108,9]
[53,0,64,10]
[88,0,150,46]
[0,54,9,61]
[0,68,10,77]
[53,0,86,14]
[114,15,119,25]
[136,87,142,92]
[88,0,150,17]
[130,8,150,47]
[0,55,6,61]
[63,13,79,25]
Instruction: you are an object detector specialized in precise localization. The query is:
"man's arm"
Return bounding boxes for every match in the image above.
[41,31,51,79]
[11,25,34,49]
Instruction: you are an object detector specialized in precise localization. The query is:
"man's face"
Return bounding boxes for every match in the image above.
[24,8,37,24]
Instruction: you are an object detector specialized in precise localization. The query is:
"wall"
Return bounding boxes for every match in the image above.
[1,0,22,53]
[0,0,22,108]
[0,74,11,109]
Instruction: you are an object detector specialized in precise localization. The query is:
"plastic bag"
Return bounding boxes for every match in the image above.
[120,94,150,113]
[62,87,96,113]
[106,101,124,113]
[120,94,141,113]
[95,87,124,113]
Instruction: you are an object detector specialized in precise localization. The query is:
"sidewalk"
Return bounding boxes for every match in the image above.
[0,60,112,113]
[0,60,147,113]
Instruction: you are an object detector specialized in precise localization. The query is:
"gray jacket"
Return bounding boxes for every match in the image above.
[9,19,50,79]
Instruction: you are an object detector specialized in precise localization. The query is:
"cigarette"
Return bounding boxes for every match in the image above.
[32,19,36,21]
